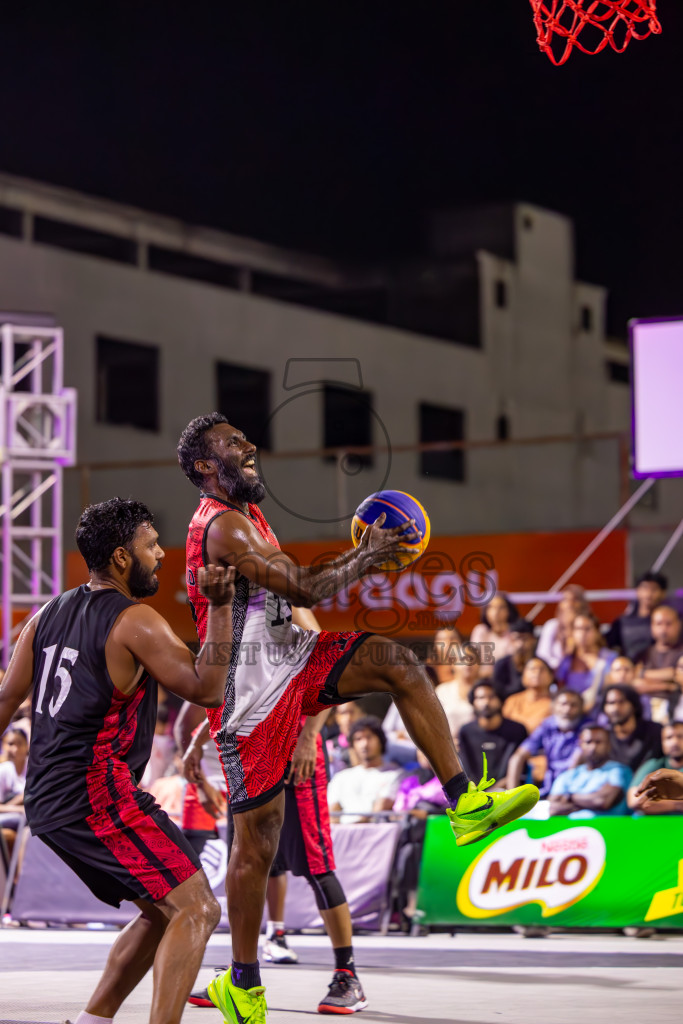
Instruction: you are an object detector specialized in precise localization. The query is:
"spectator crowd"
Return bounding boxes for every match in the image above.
[320,571,683,830]
[2,571,682,928]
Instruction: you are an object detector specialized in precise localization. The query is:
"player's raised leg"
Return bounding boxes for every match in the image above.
[335,635,539,846]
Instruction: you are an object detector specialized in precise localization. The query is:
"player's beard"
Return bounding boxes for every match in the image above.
[216,458,266,505]
[128,553,161,598]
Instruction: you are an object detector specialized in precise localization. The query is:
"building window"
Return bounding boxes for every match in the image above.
[96,336,160,431]
[419,403,465,482]
[607,360,630,385]
[496,413,510,441]
[0,205,23,238]
[581,306,593,331]
[216,362,271,450]
[35,217,137,264]
[494,280,507,309]
[323,385,373,467]
[148,246,241,290]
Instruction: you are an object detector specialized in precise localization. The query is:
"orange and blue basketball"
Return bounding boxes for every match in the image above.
[351,489,430,570]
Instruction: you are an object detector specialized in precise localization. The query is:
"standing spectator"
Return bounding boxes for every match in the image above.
[549,725,631,818]
[327,717,403,823]
[601,684,663,771]
[556,612,616,712]
[505,690,587,796]
[470,594,519,676]
[606,572,667,661]
[0,726,28,861]
[502,657,554,735]
[633,605,683,723]
[458,682,527,787]
[536,585,588,671]
[493,619,537,700]
[627,722,683,813]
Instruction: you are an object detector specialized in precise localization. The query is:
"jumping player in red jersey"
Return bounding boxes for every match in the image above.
[0,497,235,1024]
[177,414,539,1024]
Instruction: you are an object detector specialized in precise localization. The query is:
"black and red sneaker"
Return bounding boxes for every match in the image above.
[318,969,368,1015]
[188,969,226,1007]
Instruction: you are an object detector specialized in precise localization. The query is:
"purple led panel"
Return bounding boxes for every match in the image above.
[630,315,683,478]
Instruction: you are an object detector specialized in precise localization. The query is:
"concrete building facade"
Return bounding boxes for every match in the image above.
[0,173,677,582]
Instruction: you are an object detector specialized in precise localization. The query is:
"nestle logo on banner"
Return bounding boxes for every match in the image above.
[456,828,606,919]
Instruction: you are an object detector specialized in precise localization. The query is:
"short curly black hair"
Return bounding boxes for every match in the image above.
[177,412,229,487]
[75,497,154,572]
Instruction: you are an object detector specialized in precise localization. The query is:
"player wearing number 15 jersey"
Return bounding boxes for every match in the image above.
[0,497,236,1024]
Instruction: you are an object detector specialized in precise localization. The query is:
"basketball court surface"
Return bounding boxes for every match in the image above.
[1,927,680,1023]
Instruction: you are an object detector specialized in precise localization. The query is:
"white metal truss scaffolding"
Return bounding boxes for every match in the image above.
[0,322,77,666]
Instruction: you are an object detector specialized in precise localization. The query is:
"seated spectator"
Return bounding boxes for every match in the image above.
[672,655,683,722]
[601,684,663,771]
[326,700,363,775]
[327,717,403,823]
[556,612,616,712]
[536,585,588,670]
[493,619,537,700]
[0,726,28,862]
[506,690,587,796]
[9,695,32,742]
[502,657,554,735]
[606,571,667,661]
[393,750,447,816]
[606,655,636,687]
[633,605,683,724]
[470,594,519,676]
[435,662,478,744]
[458,682,527,788]
[382,701,418,766]
[549,725,631,818]
[431,626,465,683]
[627,721,683,814]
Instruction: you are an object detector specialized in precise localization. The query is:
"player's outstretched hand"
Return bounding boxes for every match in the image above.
[635,767,683,803]
[199,564,235,606]
[357,512,420,571]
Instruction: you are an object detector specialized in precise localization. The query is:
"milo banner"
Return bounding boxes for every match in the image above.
[416,817,683,929]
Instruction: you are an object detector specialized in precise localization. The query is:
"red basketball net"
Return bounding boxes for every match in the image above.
[529,1,661,65]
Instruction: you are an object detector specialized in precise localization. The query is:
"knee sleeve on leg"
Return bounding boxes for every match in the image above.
[308,870,346,911]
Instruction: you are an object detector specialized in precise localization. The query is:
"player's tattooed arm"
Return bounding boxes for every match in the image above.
[206,510,417,608]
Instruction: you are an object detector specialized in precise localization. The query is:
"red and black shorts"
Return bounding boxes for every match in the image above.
[271,749,335,878]
[220,630,370,814]
[36,789,202,907]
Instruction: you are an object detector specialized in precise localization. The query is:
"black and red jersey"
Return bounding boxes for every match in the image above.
[25,585,156,834]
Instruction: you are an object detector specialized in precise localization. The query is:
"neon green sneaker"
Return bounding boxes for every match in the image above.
[207,967,267,1024]
[447,754,539,847]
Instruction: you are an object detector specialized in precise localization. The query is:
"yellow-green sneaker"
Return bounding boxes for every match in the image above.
[207,967,267,1024]
[447,754,539,847]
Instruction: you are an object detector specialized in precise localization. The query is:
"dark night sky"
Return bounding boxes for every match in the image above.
[0,2,680,333]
